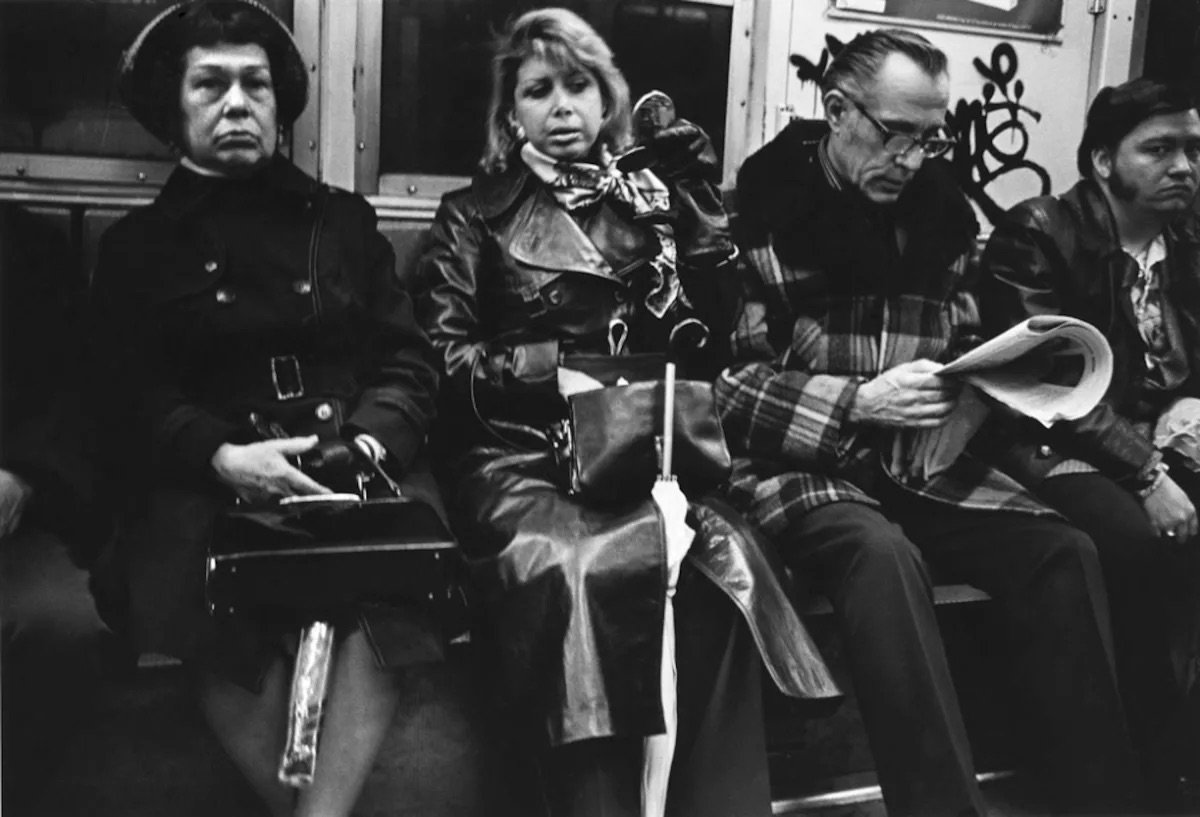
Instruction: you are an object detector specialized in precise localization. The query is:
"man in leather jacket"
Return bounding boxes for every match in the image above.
[719,28,1138,815]
[980,77,1200,807]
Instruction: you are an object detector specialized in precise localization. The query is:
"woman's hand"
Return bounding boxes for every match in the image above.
[1142,474,1199,542]
[557,367,606,398]
[210,437,333,504]
[849,360,961,428]
[649,119,720,183]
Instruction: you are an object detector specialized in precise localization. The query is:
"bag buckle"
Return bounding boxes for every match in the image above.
[270,355,305,401]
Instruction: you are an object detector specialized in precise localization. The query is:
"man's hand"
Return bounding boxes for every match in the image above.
[0,468,34,540]
[210,437,333,504]
[1142,474,1198,542]
[850,359,960,428]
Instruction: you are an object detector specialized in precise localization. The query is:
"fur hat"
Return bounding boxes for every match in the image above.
[118,0,308,146]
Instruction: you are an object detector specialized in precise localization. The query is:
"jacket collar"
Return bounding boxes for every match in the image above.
[472,160,539,222]
[1065,177,1200,257]
[738,119,978,280]
[155,153,320,221]
[1169,198,1200,246]
[471,158,648,280]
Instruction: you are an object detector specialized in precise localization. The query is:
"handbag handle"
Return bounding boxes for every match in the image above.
[248,407,402,500]
[361,453,404,498]
[468,353,546,452]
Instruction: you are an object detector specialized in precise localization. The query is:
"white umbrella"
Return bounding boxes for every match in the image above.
[642,358,695,817]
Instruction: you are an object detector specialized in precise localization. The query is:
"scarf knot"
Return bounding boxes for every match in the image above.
[520,142,684,318]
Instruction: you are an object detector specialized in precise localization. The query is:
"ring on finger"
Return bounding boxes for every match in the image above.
[1165,529,1178,538]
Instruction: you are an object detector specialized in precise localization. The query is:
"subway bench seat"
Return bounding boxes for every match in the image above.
[13,202,1007,816]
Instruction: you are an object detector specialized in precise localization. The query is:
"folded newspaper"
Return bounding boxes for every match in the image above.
[892,315,1113,479]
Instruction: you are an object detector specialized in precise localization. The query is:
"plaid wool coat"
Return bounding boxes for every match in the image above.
[715,121,1053,539]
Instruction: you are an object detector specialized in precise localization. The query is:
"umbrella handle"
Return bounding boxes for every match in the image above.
[661,362,676,479]
[279,621,335,787]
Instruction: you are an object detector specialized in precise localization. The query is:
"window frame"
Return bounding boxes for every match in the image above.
[0,0,322,193]
[341,0,758,213]
[0,0,773,208]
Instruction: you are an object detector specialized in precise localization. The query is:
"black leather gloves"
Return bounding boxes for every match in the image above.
[296,439,370,494]
[632,91,720,185]
[646,119,721,184]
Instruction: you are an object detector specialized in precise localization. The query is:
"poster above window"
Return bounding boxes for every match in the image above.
[830,0,1065,43]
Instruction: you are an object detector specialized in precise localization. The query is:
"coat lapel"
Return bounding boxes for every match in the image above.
[1165,216,1200,388]
[507,185,616,278]
[1070,181,1141,337]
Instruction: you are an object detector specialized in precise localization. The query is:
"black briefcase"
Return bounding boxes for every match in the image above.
[206,495,459,616]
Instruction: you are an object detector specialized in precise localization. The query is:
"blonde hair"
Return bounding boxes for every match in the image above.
[480,7,632,175]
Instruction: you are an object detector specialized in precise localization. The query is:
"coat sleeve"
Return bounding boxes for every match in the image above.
[714,244,862,469]
[417,193,560,408]
[671,180,740,377]
[0,205,104,546]
[979,202,1157,482]
[90,221,241,478]
[341,196,439,474]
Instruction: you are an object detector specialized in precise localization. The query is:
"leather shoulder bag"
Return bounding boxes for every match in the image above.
[549,353,732,505]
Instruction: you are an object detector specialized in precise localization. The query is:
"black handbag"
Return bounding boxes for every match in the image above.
[549,353,732,505]
[205,397,458,616]
[206,492,458,616]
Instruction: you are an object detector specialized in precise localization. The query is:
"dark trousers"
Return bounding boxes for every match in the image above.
[780,483,1137,817]
[1,528,116,812]
[537,563,771,817]
[1039,470,1200,788]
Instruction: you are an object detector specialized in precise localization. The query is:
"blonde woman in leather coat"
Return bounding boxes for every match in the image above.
[417,8,835,817]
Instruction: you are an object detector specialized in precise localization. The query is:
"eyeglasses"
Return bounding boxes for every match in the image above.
[844,95,955,160]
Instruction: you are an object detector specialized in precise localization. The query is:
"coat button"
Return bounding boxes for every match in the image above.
[613,289,628,304]
[204,260,219,273]
[293,280,313,295]
[1036,444,1053,458]
[215,288,236,304]
[315,403,333,421]
[546,288,563,306]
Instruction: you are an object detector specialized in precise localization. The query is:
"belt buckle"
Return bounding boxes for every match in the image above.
[270,355,305,400]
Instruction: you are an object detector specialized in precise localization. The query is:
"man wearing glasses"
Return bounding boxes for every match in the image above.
[718,28,1138,816]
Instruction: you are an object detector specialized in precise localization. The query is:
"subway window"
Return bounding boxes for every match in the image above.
[0,0,294,163]
[375,0,733,187]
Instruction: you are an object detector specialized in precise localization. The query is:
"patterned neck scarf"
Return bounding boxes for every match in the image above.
[1125,232,1169,370]
[520,142,685,318]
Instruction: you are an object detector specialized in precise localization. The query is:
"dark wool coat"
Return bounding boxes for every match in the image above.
[0,204,102,552]
[89,156,442,688]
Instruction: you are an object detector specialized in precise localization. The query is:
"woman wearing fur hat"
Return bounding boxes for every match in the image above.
[90,3,441,814]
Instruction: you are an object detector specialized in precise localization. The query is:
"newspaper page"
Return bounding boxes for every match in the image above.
[893,315,1113,479]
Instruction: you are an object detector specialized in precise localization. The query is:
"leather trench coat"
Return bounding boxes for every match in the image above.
[979,179,1200,486]
[89,157,443,689]
[419,160,836,746]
